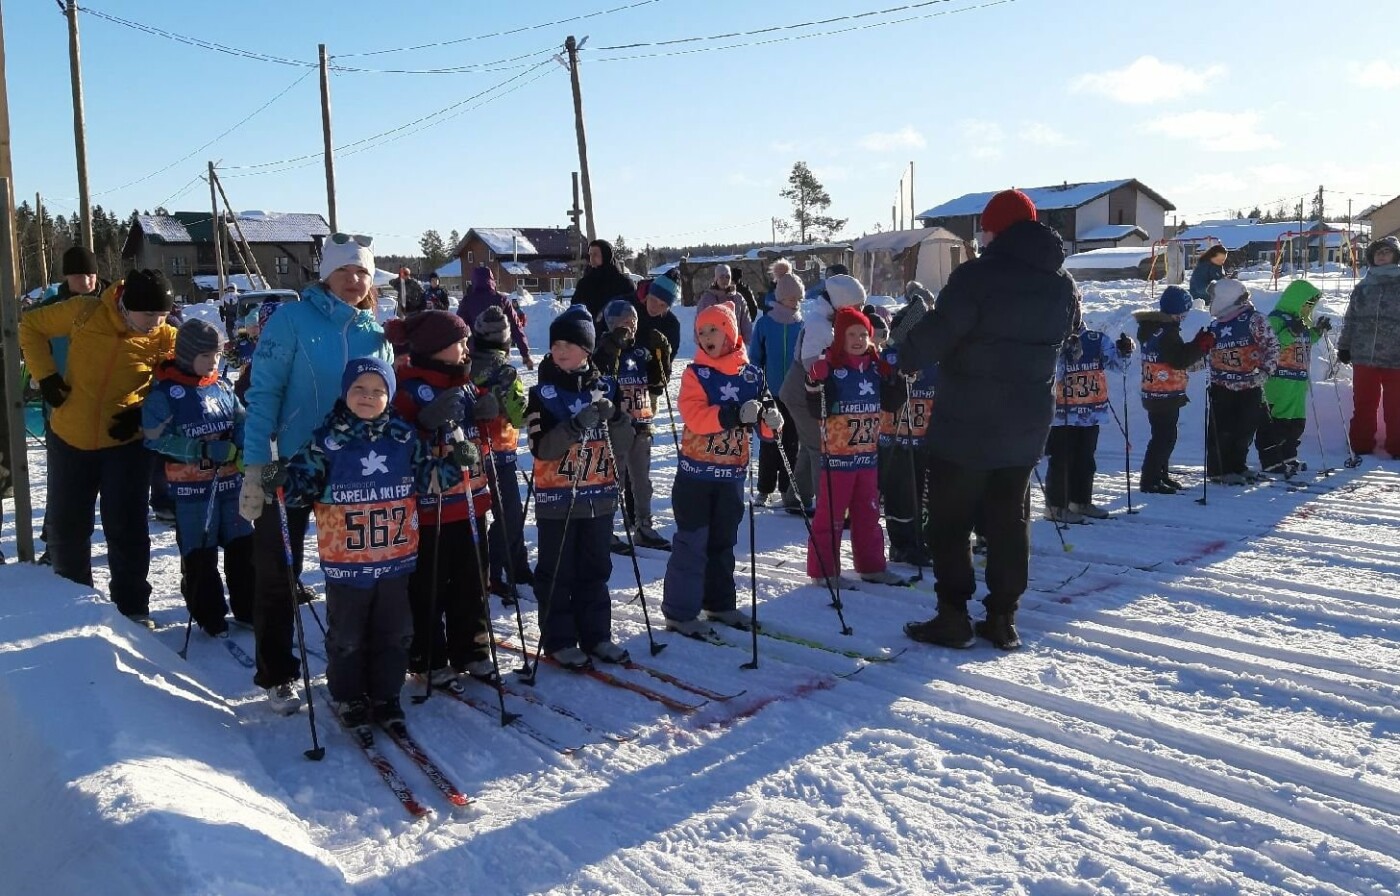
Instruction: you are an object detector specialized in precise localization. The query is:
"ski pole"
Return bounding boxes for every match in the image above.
[815,381,854,637]
[411,432,449,706]
[483,435,530,650]
[1197,386,1212,506]
[895,384,925,581]
[462,447,521,727]
[661,383,682,450]
[1106,399,1137,514]
[178,459,224,660]
[1321,332,1362,468]
[274,484,325,761]
[520,429,588,685]
[601,422,666,657]
[520,468,535,522]
[1306,375,1334,476]
[1032,464,1072,553]
[741,422,760,671]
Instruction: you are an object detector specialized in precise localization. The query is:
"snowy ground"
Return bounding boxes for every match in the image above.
[4,271,1400,895]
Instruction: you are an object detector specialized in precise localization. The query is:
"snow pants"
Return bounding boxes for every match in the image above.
[1207,385,1262,477]
[662,477,746,622]
[1349,364,1400,456]
[879,441,927,560]
[250,501,309,689]
[148,448,174,516]
[806,466,886,578]
[1255,415,1306,471]
[174,480,254,632]
[925,457,1032,614]
[485,458,531,588]
[324,576,413,705]
[1141,402,1181,489]
[756,398,798,499]
[535,515,614,654]
[1044,424,1100,508]
[45,434,153,616]
[408,519,489,674]
[619,426,655,529]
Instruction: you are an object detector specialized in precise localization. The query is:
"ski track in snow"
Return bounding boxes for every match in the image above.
[5,275,1400,894]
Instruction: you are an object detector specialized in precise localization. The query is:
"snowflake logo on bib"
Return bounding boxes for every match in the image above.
[719,383,740,402]
[360,450,389,476]
[859,380,875,396]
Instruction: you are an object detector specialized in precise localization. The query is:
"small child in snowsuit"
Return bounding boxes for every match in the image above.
[1257,279,1331,476]
[805,306,905,586]
[386,311,498,690]
[1132,285,1214,494]
[660,304,781,637]
[880,319,938,566]
[1044,325,1134,522]
[469,306,533,599]
[595,298,670,551]
[232,298,282,404]
[749,260,804,511]
[281,357,461,731]
[526,305,635,669]
[142,319,254,635]
[1205,279,1280,484]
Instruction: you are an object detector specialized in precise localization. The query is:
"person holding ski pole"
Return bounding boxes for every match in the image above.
[1257,279,1328,475]
[1043,323,1133,522]
[1204,278,1279,484]
[749,260,805,511]
[660,303,780,638]
[1132,285,1214,494]
[880,310,937,567]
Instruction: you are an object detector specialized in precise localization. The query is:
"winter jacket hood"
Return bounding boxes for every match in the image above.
[471,265,496,293]
[980,219,1069,274]
[1275,280,1321,318]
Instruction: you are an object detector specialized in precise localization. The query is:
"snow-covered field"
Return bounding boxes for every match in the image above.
[4,272,1400,895]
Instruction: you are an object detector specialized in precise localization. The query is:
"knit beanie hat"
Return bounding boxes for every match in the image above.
[384,310,468,358]
[341,356,396,400]
[472,306,511,350]
[175,318,221,371]
[121,269,174,312]
[823,273,866,310]
[826,263,850,277]
[62,245,98,276]
[550,304,595,353]
[979,189,1037,236]
[319,234,375,280]
[647,269,680,306]
[713,263,732,283]
[1158,285,1192,315]
[1366,236,1400,266]
[696,303,740,354]
[834,306,874,341]
[862,303,891,339]
[1208,278,1250,317]
[603,298,638,331]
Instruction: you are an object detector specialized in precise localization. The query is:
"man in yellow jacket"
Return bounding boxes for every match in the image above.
[19,269,177,626]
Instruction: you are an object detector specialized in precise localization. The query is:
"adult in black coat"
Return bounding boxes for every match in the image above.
[897,190,1078,652]
[573,239,637,323]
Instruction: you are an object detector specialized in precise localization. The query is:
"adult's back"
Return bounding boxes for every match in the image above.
[900,218,1079,469]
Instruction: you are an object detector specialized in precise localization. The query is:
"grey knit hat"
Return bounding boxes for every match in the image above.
[175,318,221,371]
[472,305,512,349]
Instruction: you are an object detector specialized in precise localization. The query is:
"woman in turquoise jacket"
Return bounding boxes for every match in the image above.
[237,233,393,714]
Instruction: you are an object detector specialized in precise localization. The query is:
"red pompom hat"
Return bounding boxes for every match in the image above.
[979,189,1038,236]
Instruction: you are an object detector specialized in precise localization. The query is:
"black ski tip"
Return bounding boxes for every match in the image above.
[841,626,854,636]
[740,661,759,671]
[500,711,522,728]
[650,641,668,656]
[304,746,326,762]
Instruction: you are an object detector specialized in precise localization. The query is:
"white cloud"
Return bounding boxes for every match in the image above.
[1071,55,1227,105]
[1349,60,1400,88]
[857,126,926,152]
[1019,122,1075,147]
[959,119,1004,159]
[1141,111,1279,152]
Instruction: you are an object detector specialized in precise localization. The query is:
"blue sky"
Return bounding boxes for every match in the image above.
[6,0,1397,255]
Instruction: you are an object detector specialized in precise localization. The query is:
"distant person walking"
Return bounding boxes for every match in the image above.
[457,265,533,370]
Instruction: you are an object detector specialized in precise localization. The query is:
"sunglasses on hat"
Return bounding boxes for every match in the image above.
[329,232,373,248]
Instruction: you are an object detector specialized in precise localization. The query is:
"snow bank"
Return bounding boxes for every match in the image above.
[0,567,347,896]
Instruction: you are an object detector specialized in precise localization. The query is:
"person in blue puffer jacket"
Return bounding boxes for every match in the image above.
[236,233,393,716]
[749,259,804,509]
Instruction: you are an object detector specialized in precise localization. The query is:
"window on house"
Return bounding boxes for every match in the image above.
[1117,210,1125,224]
[169,256,188,275]
[564,278,576,290]
[520,278,538,288]
[550,278,561,293]
[467,250,474,263]
[275,255,290,275]
[489,251,495,262]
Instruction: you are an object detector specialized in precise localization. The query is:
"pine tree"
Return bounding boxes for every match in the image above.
[778,162,846,243]
[612,234,635,272]
[447,229,461,253]
[419,229,448,272]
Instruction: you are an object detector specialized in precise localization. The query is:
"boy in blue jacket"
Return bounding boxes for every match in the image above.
[1044,325,1133,522]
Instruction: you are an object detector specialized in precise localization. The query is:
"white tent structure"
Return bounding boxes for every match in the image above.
[851,227,966,297]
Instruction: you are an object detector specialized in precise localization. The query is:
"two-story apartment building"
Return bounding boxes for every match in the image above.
[454,227,580,295]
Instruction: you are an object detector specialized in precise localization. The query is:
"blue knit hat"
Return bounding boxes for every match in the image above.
[550,304,596,353]
[603,298,638,331]
[1159,285,1191,315]
[647,269,680,307]
[341,356,396,400]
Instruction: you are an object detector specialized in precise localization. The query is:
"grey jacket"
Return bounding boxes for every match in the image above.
[1339,265,1400,368]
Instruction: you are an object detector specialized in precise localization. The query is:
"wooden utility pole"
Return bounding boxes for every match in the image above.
[212,169,267,286]
[64,0,92,248]
[0,177,35,561]
[207,163,226,294]
[908,161,915,226]
[319,44,338,232]
[567,171,584,260]
[565,37,596,242]
[35,193,47,285]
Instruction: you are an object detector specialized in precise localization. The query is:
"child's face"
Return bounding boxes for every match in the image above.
[777,291,800,311]
[550,340,590,371]
[697,323,730,359]
[346,372,390,420]
[871,330,888,350]
[645,296,669,317]
[612,316,638,340]
[843,325,871,356]
[432,338,467,365]
[191,350,219,377]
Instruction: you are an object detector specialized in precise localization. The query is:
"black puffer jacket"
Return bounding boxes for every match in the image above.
[898,219,1079,469]
[1132,310,1210,410]
[573,240,637,322]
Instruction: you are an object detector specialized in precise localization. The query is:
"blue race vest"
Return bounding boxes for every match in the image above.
[313,425,420,587]
[1208,310,1265,388]
[820,363,882,471]
[153,376,241,504]
[531,377,622,512]
[678,362,764,481]
[614,344,656,427]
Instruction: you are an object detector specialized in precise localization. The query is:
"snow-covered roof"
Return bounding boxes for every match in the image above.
[472,229,538,256]
[135,211,328,245]
[434,258,461,278]
[1077,224,1147,242]
[191,273,267,291]
[852,227,962,253]
[916,179,1174,220]
[1175,219,1333,250]
[742,242,852,258]
[501,261,531,276]
[1063,247,1154,270]
[648,262,678,277]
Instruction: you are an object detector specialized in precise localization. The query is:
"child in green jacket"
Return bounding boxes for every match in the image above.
[1257,279,1331,476]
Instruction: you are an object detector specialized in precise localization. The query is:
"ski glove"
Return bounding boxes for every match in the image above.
[452,440,481,469]
[1192,329,1217,352]
[1337,348,1351,364]
[238,466,266,522]
[472,390,501,421]
[572,398,613,432]
[418,388,467,431]
[496,366,518,388]
[737,399,762,426]
[761,404,784,432]
[202,440,239,465]
[38,374,70,408]
[1287,318,1307,337]
[804,377,826,419]
[1115,333,1135,357]
[1316,316,1332,332]
[261,460,289,494]
[107,406,144,442]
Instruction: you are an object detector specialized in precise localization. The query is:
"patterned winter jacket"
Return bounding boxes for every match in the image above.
[1339,264,1400,369]
[142,360,245,503]
[1264,280,1324,420]
[1207,302,1280,391]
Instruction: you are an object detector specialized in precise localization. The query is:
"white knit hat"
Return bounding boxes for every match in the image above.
[319,234,375,280]
[1208,278,1249,317]
[823,274,866,310]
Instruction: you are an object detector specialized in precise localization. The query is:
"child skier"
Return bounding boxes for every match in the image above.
[279,357,461,732]
[880,316,937,566]
[1205,279,1280,484]
[1257,279,1330,476]
[386,310,498,690]
[142,319,254,635]
[805,306,906,587]
[595,298,670,551]
[526,305,635,669]
[468,306,533,598]
[1132,285,1214,494]
[749,260,804,510]
[1043,324,1134,522]
[660,304,781,636]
